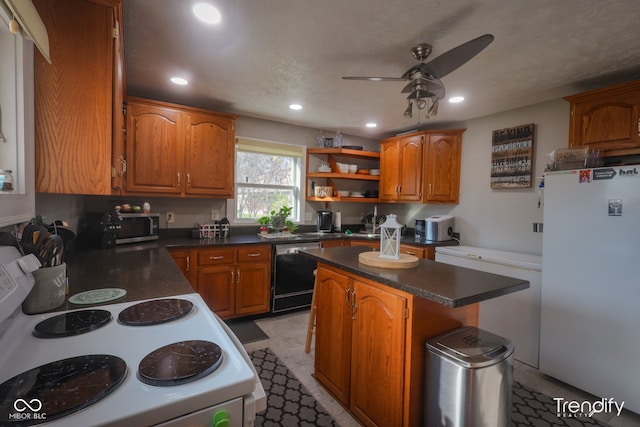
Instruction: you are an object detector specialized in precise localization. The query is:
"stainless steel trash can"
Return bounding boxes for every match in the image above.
[425,326,514,427]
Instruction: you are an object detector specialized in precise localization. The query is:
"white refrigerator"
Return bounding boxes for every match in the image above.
[540,165,640,414]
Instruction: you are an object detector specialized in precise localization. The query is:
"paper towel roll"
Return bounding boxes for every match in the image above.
[335,211,342,230]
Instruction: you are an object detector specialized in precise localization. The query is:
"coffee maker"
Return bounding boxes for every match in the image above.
[317,210,333,232]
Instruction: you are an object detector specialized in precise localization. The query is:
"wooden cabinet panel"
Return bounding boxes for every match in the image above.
[349,240,379,250]
[125,101,183,194]
[351,279,406,427]
[185,112,234,196]
[566,80,640,155]
[198,248,236,266]
[168,248,196,287]
[314,267,352,405]
[321,239,349,248]
[379,134,423,202]
[195,245,271,319]
[236,245,271,262]
[399,244,425,258]
[34,0,122,194]
[235,262,271,315]
[124,97,236,198]
[423,131,462,204]
[197,264,235,318]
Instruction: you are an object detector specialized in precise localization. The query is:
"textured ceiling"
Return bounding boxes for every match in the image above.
[123,0,640,138]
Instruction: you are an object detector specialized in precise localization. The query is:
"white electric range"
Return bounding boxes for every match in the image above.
[0,247,265,426]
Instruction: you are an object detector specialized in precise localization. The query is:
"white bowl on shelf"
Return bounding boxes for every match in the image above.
[349,164,358,173]
[337,190,350,197]
[370,169,380,176]
[336,163,349,174]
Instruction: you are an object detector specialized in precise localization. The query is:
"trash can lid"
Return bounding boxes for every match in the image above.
[427,326,514,368]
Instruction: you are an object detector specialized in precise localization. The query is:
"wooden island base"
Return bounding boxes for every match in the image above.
[313,263,478,427]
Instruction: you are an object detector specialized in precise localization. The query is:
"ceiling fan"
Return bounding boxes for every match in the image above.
[343,34,494,119]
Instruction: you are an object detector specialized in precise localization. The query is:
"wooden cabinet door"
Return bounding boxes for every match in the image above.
[168,248,196,287]
[569,89,640,152]
[125,101,184,194]
[197,265,235,318]
[321,239,349,248]
[34,0,118,194]
[350,280,407,427]
[185,112,235,197]
[314,267,353,406]
[424,132,462,204]
[235,262,271,316]
[350,240,380,250]
[379,141,400,201]
[399,244,425,258]
[397,135,423,201]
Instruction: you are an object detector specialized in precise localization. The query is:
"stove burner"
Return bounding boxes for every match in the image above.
[33,309,112,338]
[138,340,222,386]
[0,355,126,426]
[118,298,194,326]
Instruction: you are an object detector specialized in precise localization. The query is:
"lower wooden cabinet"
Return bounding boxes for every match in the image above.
[314,263,479,426]
[169,245,271,319]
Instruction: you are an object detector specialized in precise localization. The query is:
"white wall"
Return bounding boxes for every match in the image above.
[34,99,570,250]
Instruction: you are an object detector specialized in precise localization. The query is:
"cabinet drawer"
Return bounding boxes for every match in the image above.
[399,244,425,258]
[236,245,271,263]
[198,248,236,265]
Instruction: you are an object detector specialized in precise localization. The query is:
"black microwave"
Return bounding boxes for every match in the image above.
[116,213,160,244]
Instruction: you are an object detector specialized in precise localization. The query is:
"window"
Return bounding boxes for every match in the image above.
[232,138,304,224]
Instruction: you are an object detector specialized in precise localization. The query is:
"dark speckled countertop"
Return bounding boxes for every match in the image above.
[301,246,529,307]
[57,231,457,313]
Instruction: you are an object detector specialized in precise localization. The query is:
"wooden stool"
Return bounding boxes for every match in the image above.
[305,269,318,353]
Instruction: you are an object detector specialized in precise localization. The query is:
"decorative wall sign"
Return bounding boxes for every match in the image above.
[490,123,535,188]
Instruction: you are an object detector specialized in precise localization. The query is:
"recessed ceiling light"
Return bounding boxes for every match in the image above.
[289,104,303,110]
[193,3,221,24]
[365,123,377,128]
[170,77,188,85]
[449,96,465,103]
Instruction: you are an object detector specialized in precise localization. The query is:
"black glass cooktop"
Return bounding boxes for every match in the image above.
[0,355,127,426]
[138,340,222,387]
[33,309,112,338]
[118,298,194,326]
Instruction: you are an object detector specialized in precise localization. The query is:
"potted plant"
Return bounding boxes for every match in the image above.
[257,216,271,235]
[268,206,292,230]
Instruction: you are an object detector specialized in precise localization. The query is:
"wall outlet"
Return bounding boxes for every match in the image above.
[167,212,175,223]
[211,209,219,221]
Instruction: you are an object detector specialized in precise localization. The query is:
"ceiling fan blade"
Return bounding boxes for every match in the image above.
[342,76,408,82]
[401,77,443,94]
[420,33,494,79]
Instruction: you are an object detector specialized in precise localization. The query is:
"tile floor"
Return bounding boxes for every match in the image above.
[244,310,640,427]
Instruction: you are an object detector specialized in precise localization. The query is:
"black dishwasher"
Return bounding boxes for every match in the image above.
[272,242,320,313]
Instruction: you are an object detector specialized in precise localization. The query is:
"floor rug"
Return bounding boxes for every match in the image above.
[513,381,610,427]
[227,320,269,344]
[249,347,337,426]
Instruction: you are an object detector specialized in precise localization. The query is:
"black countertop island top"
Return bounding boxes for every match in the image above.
[301,246,529,307]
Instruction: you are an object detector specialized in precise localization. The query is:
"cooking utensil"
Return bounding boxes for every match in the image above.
[21,224,49,257]
[38,234,64,267]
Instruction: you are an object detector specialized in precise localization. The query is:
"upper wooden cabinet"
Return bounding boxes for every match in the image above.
[423,130,463,204]
[566,79,640,156]
[379,133,423,202]
[379,129,463,204]
[34,0,124,194]
[124,97,236,198]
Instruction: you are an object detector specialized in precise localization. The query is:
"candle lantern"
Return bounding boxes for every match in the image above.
[379,214,402,259]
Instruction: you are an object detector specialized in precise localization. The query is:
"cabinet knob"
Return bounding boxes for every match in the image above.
[186,256,190,272]
[247,253,261,257]
[210,255,225,260]
[177,172,181,185]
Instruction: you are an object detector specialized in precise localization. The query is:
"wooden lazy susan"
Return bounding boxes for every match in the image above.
[358,251,419,269]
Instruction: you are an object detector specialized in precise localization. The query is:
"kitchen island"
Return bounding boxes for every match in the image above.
[301,246,529,427]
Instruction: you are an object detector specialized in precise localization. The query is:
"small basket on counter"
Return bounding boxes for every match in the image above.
[199,219,230,239]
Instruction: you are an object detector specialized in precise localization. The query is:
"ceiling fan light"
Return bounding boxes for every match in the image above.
[403,101,413,119]
[428,98,439,116]
[289,104,302,110]
[417,98,427,110]
[449,96,465,103]
[366,123,377,128]
[170,77,188,85]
